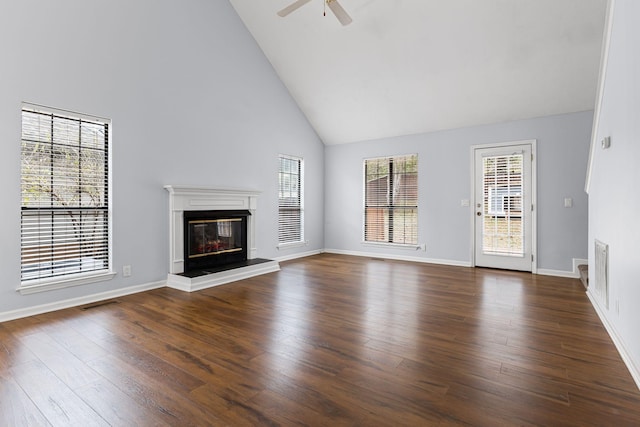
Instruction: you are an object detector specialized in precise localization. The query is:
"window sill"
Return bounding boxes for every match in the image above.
[17,270,117,295]
[277,240,308,250]
[362,241,422,251]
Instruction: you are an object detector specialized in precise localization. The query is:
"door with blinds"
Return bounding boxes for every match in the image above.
[473,143,534,272]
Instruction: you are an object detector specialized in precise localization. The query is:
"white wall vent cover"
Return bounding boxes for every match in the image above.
[594,239,609,309]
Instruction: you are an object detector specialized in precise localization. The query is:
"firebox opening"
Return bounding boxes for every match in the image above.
[183,210,250,273]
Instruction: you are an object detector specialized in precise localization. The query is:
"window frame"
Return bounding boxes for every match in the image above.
[19,103,115,294]
[363,154,418,247]
[277,154,305,248]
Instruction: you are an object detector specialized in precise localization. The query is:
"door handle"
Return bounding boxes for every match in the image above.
[476,212,482,216]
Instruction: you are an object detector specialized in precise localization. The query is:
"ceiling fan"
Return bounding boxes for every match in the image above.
[277,0,353,26]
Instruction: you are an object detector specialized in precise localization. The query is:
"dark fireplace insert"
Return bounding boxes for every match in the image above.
[183,210,250,273]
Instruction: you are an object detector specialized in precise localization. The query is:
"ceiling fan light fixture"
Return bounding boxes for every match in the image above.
[277,0,352,26]
[326,0,352,26]
[277,0,312,17]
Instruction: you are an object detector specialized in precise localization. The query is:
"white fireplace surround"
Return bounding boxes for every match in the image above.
[164,185,279,292]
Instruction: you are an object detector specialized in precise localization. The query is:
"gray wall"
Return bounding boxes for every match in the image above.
[0,0,324,313]
[325,111,592,272]
[589,0,640,382]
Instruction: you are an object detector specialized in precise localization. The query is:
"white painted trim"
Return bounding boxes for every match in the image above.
[166,260,280,292]
[536,269,578,279]
[164,185,261,274]
[470,140,537,273]
[361,241,421,250]
[587,289,640,391]
[536,258,588,279]
[277,240,309,250]
[585,0,615,193]
[531,140,538,275]
[21,101,111,124]
[573,258,588,275]
[0,280,166,323]
[323,248,472,267]
[18,271,117,295]
[20,103,115,295]
[274,249,322,263]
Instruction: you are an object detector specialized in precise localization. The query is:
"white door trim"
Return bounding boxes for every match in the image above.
[470,140,537,273]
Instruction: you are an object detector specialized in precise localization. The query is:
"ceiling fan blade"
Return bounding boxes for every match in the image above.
[277,0,313,17]
[326,0,352,25]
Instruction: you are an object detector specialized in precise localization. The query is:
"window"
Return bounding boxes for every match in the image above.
[487,185,522,216]
[278,155,303,245]
[20,105,112,291]
[364,154,418,245]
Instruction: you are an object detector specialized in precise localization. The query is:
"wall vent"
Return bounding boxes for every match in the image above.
[594,240,609,309]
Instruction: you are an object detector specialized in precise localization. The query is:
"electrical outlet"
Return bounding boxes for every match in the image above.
[123,265,132,277]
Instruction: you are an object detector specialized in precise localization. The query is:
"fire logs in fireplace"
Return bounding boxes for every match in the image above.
[183,210,250,273]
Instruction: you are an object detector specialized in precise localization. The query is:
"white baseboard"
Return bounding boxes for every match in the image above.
[323,248,472,268]
[274,249,322,263]
[537,258,588,279]
[537,269,577,278]
[1,261,282,322]
[0,253,591,325]
[587,289,640,391]
[0,280,166,323]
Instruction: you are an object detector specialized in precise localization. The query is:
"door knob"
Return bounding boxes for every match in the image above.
[476,212,482,216]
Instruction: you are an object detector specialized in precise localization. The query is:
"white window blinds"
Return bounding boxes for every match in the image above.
[364,154,418,245]
[20,106,110,284]
[278,155,303,244]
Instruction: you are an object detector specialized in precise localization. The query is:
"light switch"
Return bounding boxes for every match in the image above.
[461,199,470,207]
[564,198,573,208]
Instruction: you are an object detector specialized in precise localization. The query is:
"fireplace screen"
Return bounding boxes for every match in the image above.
[188,218,242,258]
[183,210,249,273]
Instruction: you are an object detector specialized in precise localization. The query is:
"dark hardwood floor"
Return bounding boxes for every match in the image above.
[1,253,640,426]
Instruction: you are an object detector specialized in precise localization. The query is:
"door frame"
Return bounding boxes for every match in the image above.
[470,139,537,273]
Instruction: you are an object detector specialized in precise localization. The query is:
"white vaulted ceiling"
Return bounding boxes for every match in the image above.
[228,0,607,145]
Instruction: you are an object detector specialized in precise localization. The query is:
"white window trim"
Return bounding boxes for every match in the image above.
[361,241,421,250]
[18,270,117,295]
[277,240,309,250]
[363,153,418,246]
[18,102,114,294]
[278,154,304,245]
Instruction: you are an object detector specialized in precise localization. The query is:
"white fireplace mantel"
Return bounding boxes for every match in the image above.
[164,185,278,291]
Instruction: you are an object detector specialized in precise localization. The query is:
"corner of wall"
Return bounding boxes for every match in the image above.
[585,0,616,193]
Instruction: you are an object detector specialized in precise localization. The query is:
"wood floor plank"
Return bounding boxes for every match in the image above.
[39,321,110,363]
[0,323,39,369]
[10,359,108,427]
[0,253,639,425]
[189,383,280,427]
[86,355,223,426]
[17,331,102,389]
[0,370,52,427]
[68,312,207,395]
[75,377,171,427]
[246,388,339,427]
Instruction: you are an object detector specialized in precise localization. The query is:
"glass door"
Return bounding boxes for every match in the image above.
[474,144,534,272]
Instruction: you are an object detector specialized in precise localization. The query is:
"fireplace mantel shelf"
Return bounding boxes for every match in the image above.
[164,185,279,292]
[164,185,262,197]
